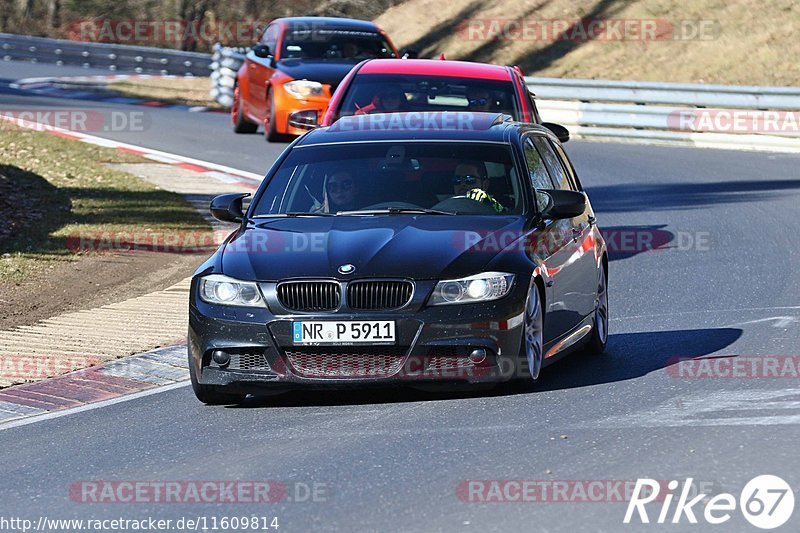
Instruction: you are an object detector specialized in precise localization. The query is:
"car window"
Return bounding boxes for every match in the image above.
[337,74,520,119]
[552,143,581,191]
[251,142,523,216]
[532,137,573,191]
[260,24,279,54]
[523,138,553,189]
[524,138,553,213]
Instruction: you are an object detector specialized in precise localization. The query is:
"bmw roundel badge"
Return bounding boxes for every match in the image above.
[338,264,356,275]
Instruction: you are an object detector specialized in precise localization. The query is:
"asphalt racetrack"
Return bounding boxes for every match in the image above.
[1,61,800,532]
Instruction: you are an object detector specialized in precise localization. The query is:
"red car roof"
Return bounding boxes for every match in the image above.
[358,59,512,81]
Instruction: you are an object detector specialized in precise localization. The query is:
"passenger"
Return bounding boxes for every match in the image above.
[354,86,405,115]
[313,169,360,213]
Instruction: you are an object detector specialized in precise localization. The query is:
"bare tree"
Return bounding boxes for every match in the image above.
[50,0,62,28]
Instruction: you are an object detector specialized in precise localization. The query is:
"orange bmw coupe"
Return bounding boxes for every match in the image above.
[232,17,403,141]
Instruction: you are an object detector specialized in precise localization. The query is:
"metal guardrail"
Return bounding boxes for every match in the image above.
[0,33,212,76]
[527,77,800,153]
[526,77,800,110]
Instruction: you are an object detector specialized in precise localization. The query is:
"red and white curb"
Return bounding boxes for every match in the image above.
[0,113,260,191]
[0,113,265,426]
[0,345,189,427]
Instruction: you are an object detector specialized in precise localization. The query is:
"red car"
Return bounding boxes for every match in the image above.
[320,58,568,141]
[232,17,401,141]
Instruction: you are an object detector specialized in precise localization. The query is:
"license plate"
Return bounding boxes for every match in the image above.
[292,321,396,344]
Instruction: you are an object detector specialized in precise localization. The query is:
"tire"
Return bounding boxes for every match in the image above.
[518,282,545,382]
[583,262,609,354]
[264,87,291,142]
[189,361,247,405]
[231,86,258,134]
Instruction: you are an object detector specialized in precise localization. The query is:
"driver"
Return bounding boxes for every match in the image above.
[466,87,492,112]
[341,42,360,58]
[452,161,505,213]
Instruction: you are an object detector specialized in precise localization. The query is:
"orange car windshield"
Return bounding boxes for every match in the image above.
[281,29,396,60]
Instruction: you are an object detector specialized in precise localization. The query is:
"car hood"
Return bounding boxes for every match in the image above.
[276,59,359,87]
[221,216,526,281]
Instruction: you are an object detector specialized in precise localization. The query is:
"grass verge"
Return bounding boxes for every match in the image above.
[0,124,213,283]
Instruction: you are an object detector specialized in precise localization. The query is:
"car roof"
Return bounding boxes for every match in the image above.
[296,112,551,146]
[357,59,513,81]
[274,17,382,32]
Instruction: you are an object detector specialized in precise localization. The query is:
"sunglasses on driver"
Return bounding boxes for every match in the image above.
[452,175,483,186]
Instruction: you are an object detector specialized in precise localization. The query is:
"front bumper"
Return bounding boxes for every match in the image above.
[188,278,530,393]
[272,86,330,136]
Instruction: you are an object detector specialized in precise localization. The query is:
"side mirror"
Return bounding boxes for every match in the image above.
[543,122,570,143]
[252,44,271,59]
[538,189,585,220]
[400,48,419,59]
[210,193,250,223]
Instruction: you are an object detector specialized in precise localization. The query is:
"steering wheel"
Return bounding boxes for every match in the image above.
[432,196,497,215]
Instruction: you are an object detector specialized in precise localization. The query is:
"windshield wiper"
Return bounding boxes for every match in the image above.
[336,208,455,216]
[251,212,336,218]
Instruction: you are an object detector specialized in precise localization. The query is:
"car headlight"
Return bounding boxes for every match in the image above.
[198,274,265,307]
[429,272,515,305]
[283,80,324,98]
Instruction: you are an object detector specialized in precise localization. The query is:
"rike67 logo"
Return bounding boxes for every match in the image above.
[624,476,794,529]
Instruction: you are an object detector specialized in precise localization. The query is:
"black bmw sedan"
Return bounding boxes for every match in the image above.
[189,112,608,404]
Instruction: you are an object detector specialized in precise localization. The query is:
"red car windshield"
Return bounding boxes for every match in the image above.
[336,74,520,119]
[281,29,396,60]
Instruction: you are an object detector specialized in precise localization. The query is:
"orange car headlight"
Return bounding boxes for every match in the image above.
[283,80,324,98]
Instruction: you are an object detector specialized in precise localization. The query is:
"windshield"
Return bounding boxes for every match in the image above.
[337,74,520,119]
[281,29,396,60]
[251,142,525,217]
